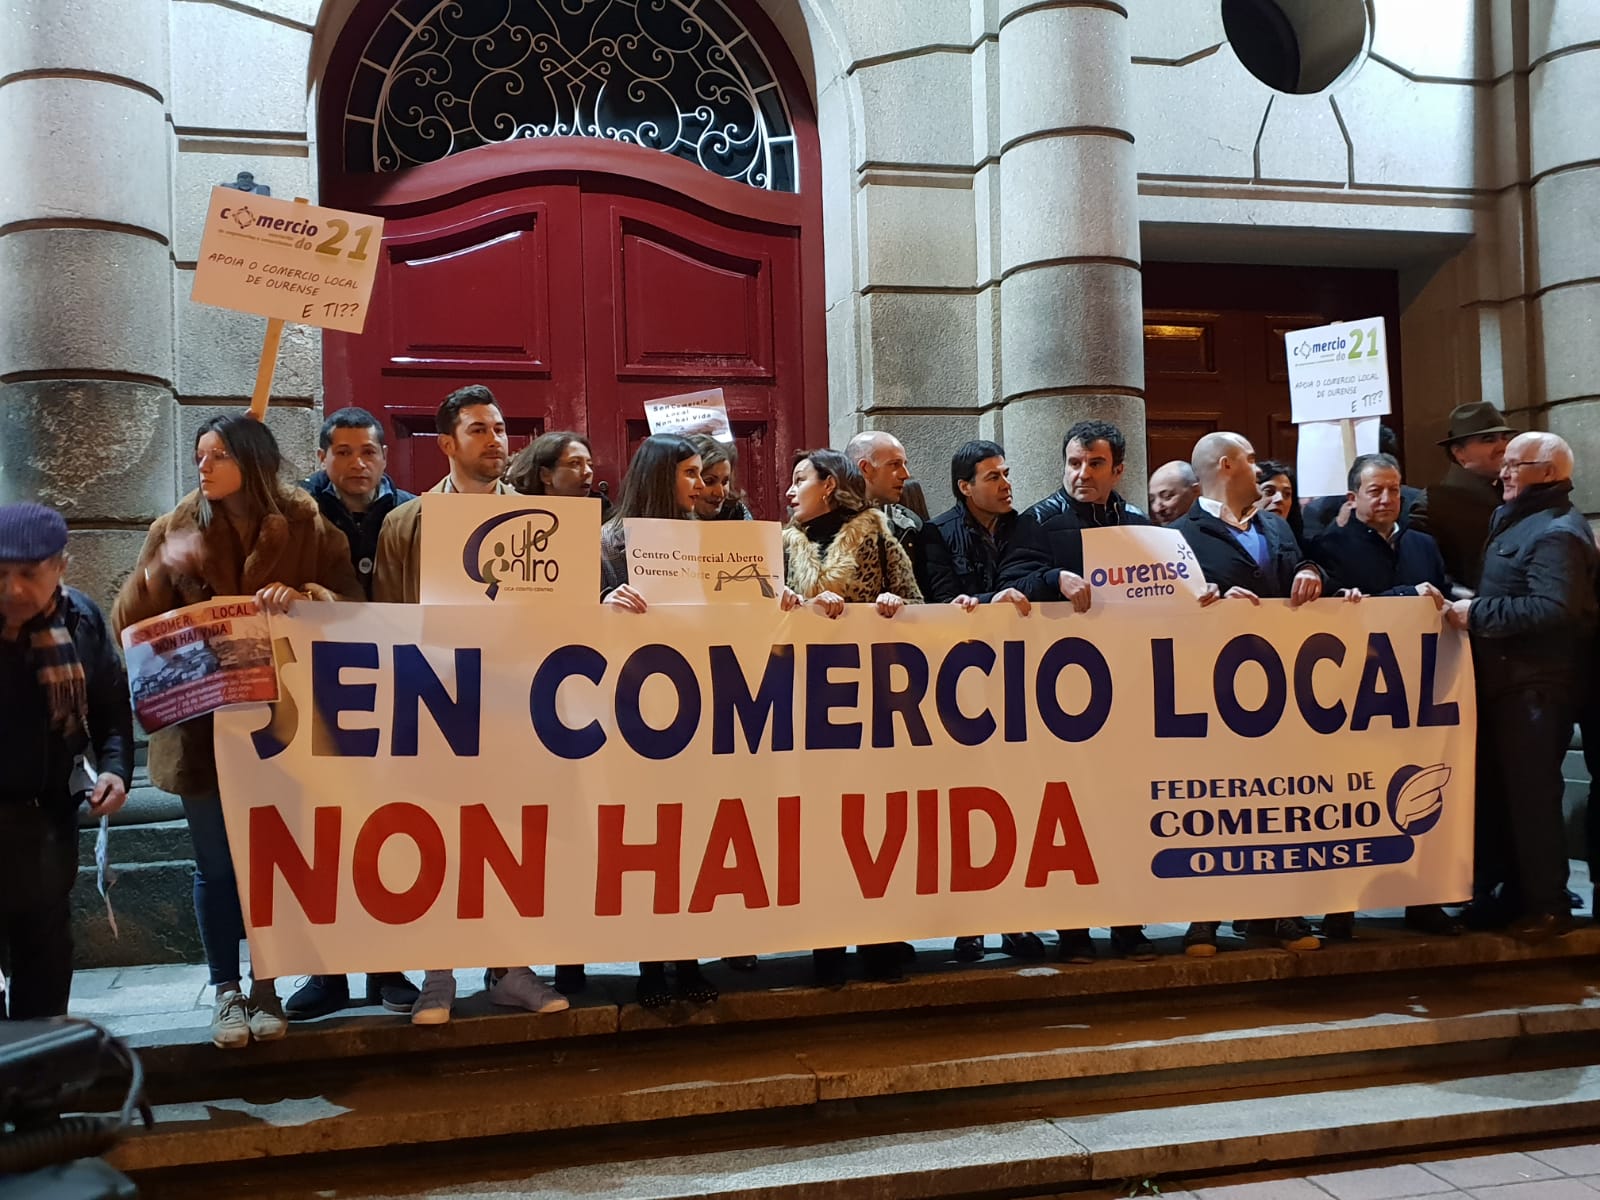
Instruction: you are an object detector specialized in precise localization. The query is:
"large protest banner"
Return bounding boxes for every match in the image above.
[215,599,1475,976]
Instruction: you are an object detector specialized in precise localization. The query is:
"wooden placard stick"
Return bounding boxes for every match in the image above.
[247,196,310,421]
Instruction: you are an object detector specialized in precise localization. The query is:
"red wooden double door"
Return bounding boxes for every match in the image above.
[326,179,804,518]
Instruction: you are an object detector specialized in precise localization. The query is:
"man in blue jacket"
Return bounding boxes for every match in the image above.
[0,503,133,1019]
[301,408,417,599]
[292,408,420,1018]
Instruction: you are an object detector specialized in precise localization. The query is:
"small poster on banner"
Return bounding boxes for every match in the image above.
[1286,317,1391,425]
[1081,526,1208,608]
[120,598,277,732]
[623,518,785,604]
[643,388,734,443]
[191,187,384,333]
[418,493,602,606]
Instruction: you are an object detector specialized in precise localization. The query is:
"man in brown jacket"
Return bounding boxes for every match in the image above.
[1425,402,1515,592]
[370,385,571,1025]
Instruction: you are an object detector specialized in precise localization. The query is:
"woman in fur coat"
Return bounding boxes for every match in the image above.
[114,415,360,1049]
[782,449,923,616]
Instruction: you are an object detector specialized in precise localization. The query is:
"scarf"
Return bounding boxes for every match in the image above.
[18,588,87,737]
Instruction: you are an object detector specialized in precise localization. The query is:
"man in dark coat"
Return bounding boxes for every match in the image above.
[999,419,1151,612]
[1426,402,1515,593]
[1446,433,1598,939]
[0,503,133,1019]
[1307,453,1461,939]
[920,439,1028,607]
[996,420,1156,963]
[301,407,418,599]
[292,407,420,1019]
[1170,431,1325,604]
[1301,424,1428,543]
[1172,432,1329,955]
[1309,453,1448,598]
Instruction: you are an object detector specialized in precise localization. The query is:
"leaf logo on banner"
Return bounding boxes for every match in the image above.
[1387,763,1450,837]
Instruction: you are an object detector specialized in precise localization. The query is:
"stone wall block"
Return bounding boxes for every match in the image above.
[62,529,155,623]
[176,269,320,399]
[1370,0,1493,82]
[175,402,321,486]
[0,380,175,520]
[859,180,977,289]
[1001,392,1149,512]
[862,292,979,409]
[1529,49,1600,179]
[829,0,971,66]
[818,76,859,306]
[0,230,173,380]
[999,263,1144,399]
[0,80,170,235]
[1532,166,1600,291]
[1124,0,1225,64]
[1336,62,1480,191]
[999,135,1138,271]
[170,2,311,133]
[855,52,975,167]
[1255,94,1348,186]
[1547,399,1600,513]
[826,299,861,442]
[1536,282,1600,407]
[173,144,311,263]
[1130,57,1262,180]
[0,0,169,92]
[1528,0,1600,62]
[1000,5,1131,142]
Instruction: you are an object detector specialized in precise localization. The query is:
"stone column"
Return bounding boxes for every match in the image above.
[0,0,177,607]
[996,0,1144,506]
[1527,2,1600,515]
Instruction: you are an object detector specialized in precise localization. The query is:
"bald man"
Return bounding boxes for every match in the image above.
[1148,460,1201,526]
[1447,432,1598,940]
[844,430,929,592]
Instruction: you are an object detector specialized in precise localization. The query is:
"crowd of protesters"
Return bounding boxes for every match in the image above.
[3,387,1595,1050]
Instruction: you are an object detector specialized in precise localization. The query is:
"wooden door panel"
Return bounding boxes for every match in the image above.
[583,190,801,521]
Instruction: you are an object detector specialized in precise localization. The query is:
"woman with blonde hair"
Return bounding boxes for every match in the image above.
[113,415,361,1048]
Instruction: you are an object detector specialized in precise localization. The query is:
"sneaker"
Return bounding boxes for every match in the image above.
[487,966,570,1014]
[1183,921,1219,957]
[1258,916,1321,952]
[368,972,420,1013]
[1056,929,1097,964]
[210,989,250,1049]
[285,974,349,1021]
[1109,925,1157,961]
[411,970,455,1025]
[246,982,288,1041]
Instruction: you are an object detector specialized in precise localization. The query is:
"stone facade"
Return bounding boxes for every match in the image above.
[3,0,1597,616]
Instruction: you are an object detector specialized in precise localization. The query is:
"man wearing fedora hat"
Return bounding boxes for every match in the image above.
[0,502,133,1019]
[1426,401,1516,591]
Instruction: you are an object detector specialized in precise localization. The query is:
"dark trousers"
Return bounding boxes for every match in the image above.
[181,792,248,987]
[1583,689,1600,900]
[0,804,79,1020]
[1475,685,1577,918]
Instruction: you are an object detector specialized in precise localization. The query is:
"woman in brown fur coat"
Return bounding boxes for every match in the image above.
[113,415,360,1049]
[782,449,923,616]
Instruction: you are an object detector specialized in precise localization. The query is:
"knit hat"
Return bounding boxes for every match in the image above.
[0,502,69,562]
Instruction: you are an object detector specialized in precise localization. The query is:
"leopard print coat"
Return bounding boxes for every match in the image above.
[782,507,924,603]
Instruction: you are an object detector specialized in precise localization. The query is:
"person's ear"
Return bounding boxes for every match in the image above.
[438,432,455,459]
[317,447,329,465]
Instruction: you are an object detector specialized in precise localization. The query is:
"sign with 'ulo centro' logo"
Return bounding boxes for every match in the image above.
[191,186,384,333]
[418,493,601,607]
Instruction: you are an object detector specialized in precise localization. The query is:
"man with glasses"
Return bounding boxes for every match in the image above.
[1445,433,1597,939]
[1427,403,1515,592]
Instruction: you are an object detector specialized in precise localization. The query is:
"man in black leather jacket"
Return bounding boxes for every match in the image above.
[1444,433,1598,940]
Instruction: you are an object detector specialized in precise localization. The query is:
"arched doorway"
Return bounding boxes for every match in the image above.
[317,0,826,517]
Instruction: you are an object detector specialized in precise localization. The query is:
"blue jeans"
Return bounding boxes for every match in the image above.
[181,792,247,987]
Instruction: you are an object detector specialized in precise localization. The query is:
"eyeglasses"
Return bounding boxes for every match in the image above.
[1500,460,1549,473]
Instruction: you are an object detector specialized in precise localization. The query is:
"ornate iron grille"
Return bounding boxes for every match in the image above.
[343,0,798,190]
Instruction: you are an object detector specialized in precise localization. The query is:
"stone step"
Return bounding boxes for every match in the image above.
[134,1062,1600,1200]
[107,957,1600,1178]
